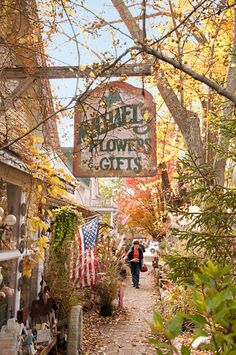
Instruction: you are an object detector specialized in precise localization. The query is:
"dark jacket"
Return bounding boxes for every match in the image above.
[127,246,143,268]
[139,243,146,253]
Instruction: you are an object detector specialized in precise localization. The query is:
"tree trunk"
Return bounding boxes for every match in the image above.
[112,0,205,164]
[213,8,236,185]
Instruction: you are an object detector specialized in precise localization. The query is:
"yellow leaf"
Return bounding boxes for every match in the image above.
[51,176,63,185]
[119,74,128,81]
[30,147,39,154]
[90,71,95,79]
[172,172,179,178]
[41,197,46,204]
[80,65,87,71]
[39,221,49,230]
[38,235,49,248]
[32,136,44,144]
[143,112,150,120]
[23,268,32,278]
[38,185,43,193]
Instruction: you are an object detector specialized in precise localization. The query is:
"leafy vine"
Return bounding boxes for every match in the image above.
[45,206,85,317]
[52,206,82,259]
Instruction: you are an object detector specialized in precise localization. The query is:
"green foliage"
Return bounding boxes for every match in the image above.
[165,254,203,285]
[52,206,83,259]
[44,255,87,319]
[158,285,194,321]
[45,206,85,317]
[147,311,183,354]
[148,262,236,354]
[96,234,119,306]
[96,271,119,306]
[167,154,236,284]
[99,178,124,199]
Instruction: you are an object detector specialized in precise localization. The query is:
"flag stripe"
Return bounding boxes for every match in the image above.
[71,217,99,287]
[79,228,84,286]
[90,251,95,285]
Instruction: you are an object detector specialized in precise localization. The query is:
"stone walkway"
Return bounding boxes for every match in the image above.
[96,266,157,355]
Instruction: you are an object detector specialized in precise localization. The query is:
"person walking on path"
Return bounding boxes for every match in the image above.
[127,240,143,288]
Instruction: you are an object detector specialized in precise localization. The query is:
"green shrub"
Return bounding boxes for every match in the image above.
[158,285,194,321]
[148,262,236,354]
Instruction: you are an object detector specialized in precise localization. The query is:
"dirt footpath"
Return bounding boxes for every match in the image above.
[96,270,157,355]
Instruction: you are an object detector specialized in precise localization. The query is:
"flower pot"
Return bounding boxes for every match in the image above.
[100,304,112,317]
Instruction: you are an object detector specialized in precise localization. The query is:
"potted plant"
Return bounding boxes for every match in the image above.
[96,233,120,316]
[96,269,119,317]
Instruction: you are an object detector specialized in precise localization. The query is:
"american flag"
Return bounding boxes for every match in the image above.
[71,217,99,287]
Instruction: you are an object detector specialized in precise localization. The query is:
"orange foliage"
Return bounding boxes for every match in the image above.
[118,174,167,239]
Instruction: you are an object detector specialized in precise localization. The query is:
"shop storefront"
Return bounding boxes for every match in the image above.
[0,149,96,354]
[0,151,56,352]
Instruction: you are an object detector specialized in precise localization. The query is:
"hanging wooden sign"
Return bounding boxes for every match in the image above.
[73,81,156,177]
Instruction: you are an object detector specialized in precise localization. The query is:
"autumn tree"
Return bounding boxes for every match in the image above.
[0,0,77,276]
[110,0,236,185]
[118,176,169,239]
[1,0,236,190]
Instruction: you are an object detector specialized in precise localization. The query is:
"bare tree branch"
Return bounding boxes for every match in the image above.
[0,47,132,150]
[134,45,236,105]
